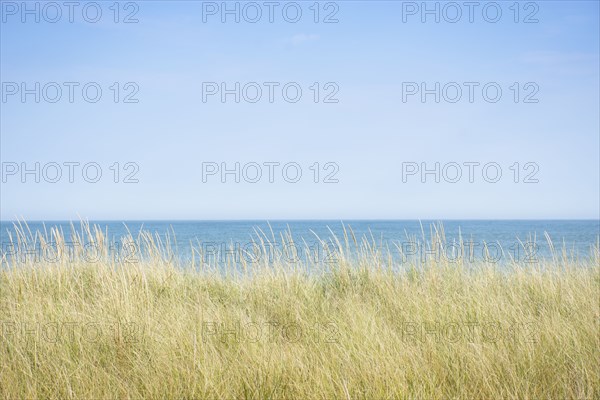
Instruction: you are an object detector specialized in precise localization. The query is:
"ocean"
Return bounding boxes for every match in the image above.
[1,220,598,267]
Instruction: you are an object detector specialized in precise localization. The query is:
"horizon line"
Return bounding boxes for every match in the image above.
[1,218,599,223]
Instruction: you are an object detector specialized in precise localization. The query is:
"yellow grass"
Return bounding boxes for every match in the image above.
[0,222,598,399]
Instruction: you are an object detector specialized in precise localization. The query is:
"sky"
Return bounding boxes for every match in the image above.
[0,0,599,220]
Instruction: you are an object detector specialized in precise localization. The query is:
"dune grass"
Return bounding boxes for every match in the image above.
[0,223,598,399]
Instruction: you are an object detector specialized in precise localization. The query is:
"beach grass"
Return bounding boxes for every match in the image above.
[0,222,598,399]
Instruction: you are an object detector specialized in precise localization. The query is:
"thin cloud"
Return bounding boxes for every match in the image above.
[289,34,320,46]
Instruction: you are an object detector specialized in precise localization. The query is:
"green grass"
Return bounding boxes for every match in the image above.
[0,223,598,399]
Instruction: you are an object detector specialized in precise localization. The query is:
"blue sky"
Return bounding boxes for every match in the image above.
[1,1,599,220]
